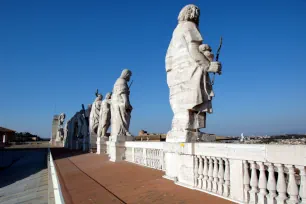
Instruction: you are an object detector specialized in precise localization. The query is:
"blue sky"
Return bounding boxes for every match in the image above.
[1,0,306,138]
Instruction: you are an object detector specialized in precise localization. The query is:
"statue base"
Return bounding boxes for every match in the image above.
[51,139,63,147]
[96,136,109,155]
[166,130,216,143]
[90,132,98,149]
[109,141,125,162]
[110,135,134,142]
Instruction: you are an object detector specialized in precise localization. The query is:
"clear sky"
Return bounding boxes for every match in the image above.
[1,0,306,138]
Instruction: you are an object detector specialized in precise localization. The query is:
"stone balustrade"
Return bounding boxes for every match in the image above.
[103,141,306,204]
[193,156,231,198]
[122,142,165,170]
[243,160,306,204]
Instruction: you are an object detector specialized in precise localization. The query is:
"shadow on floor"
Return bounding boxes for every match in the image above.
[50,148,89,161]
[0,148,47,189]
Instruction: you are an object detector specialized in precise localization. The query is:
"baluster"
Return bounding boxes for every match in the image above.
[202,156,208,190]
[249,161,258,204]
[267,163,277,204]
[148,149,151,167]
[143,148,146,166]
[160,150,163,170]
[152,149,155,168]
[150,149,153,168]
[146,149,149,166]
[217,158,224,195]
[197,156,204,189]
[154,149,157,168]
[297,166,306,204]
[286,165,299,204]
[257,162,267,204]
[275,164,288,204]
[157,149,160,169]
[243,160,251,203]
[156,150,159,169]
[223,158,230,197]
[212,157,219,193]
[194,155,199,187]
[207,157,214,191]
[155,149,158,168]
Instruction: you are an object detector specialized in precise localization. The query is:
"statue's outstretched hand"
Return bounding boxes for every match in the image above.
[208,61,222,75]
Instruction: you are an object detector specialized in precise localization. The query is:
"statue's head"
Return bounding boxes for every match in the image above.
[105,92,112,99]
[60,113,66,120]
[178,4,200,26]
[95,89,103,100]
[120,69,132,82]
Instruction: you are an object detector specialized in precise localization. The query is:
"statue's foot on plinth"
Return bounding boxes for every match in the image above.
[166,130,199,143]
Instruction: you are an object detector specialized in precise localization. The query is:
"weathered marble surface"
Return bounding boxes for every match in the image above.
[63,107,90,151]
[110,69,133,142]
[89,93,102,148]
[63,119,70,147]
[97,92,112,139]
[50,113,65,146]
[165,4,222,142]
[51,115,59,143]
[83,105,91,151]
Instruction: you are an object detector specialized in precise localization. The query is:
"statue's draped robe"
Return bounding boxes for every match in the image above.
[63,120,70,147]
[98,100,111,137]
[77,115,88,138]
[89,99,101,135]
[166,21,214,130]
[111,78,131,137]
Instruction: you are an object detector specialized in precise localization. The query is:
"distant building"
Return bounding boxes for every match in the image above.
[136,130,166,141]
[0,127,16,144]
[138,130,148,136]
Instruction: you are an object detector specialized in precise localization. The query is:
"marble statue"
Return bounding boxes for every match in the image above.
[89,91,102,149]
[240,133,245,142]
[89,93,102,135]
[97,92,112,139]
[82,104,91,151]
[165,4,222,142]
[110,69,133,142]
[55,113,66,142]
[77,112,87,138]
[63,119,71,147]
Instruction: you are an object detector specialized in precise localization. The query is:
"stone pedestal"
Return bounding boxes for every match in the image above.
[52,141,63,147]
[109,141,126,162]
[110,135,134,143]
[96,137,109,154]
[166,130,198,143]
[163,143,196,188]
[50,115,59,145]
[166,131,216,143]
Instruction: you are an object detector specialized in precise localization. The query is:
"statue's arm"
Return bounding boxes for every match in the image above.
[185,24,221,74]
[189,42,221,74]
[188,42,210,69]
[121,92,132,110]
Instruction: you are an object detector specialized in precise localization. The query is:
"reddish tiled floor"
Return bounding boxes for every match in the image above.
[51,149,233,204]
